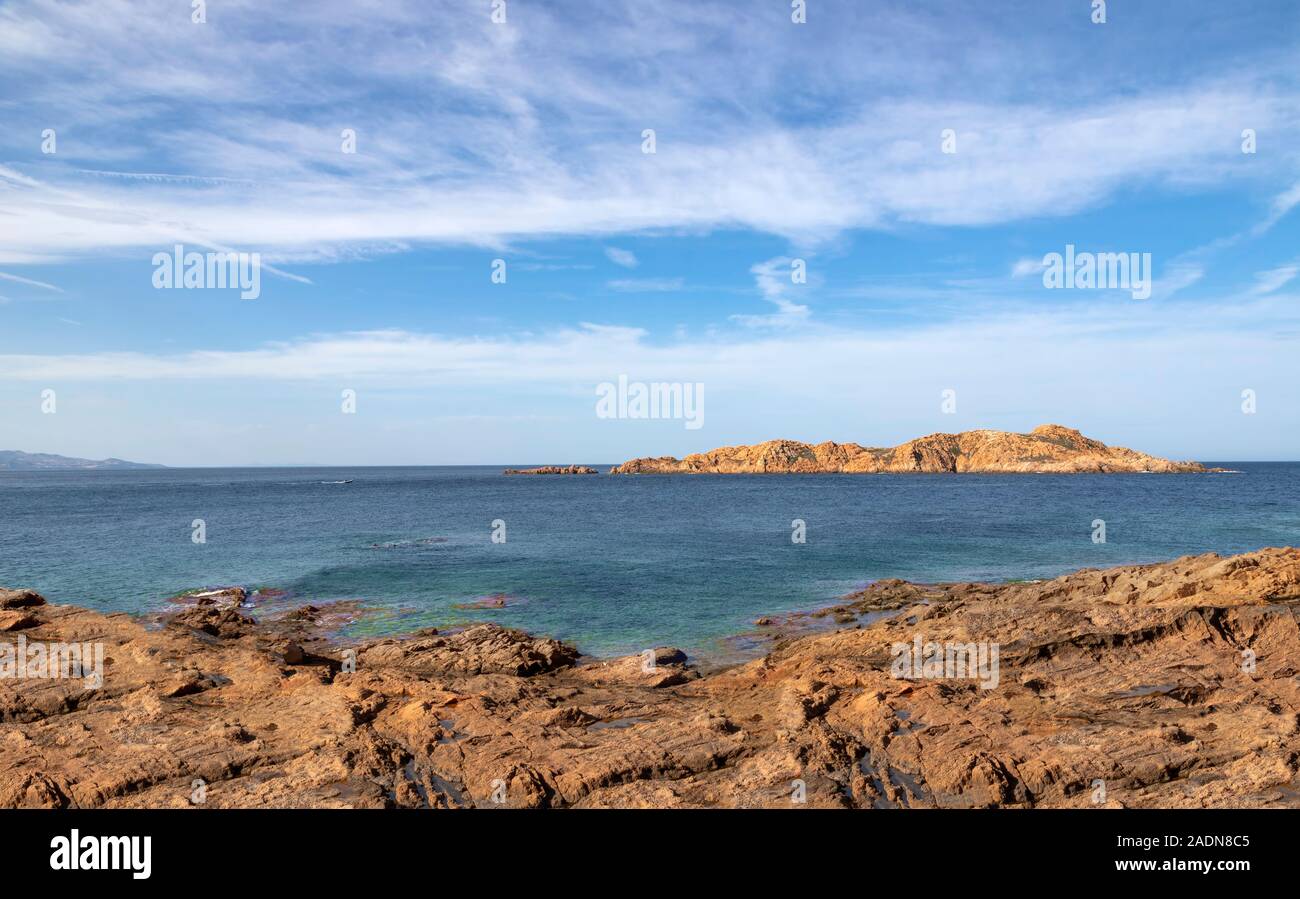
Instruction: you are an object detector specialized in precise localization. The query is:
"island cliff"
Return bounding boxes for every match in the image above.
[610,424,1212,474]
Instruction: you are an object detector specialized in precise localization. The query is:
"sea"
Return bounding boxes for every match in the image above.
[1,464,1297,659]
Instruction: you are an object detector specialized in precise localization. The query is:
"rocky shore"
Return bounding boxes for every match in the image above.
[3,546,1299,808]
[611,424,1213,474]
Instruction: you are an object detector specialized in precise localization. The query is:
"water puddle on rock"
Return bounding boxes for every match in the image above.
[587,716,646,732]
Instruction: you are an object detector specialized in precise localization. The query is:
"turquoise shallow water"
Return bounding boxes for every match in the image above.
[1,464,1297,657]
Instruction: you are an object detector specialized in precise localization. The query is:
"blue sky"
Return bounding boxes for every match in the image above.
[0,0,1297,465]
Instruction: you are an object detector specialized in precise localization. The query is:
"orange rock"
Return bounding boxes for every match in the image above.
[3,547,1298,808]
[610,424,1212,474]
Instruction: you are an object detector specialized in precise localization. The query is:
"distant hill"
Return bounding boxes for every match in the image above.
[0,451,165,471]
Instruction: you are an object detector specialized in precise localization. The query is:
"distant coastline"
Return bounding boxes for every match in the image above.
[0,451,165,471]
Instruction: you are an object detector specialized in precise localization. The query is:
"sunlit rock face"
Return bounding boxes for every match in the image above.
[610,424,1212,474]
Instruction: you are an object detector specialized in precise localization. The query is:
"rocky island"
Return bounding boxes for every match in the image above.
[503,465,598,475]
[4,546,1298,809]
[610,424,1212,474]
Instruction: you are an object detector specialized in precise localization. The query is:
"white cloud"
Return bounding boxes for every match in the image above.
[732,257,811,328]
[1258,180,1300,233]
[0,270,63,292]
[0,2,1295,263]
[1,294,1293,392]
[606,277,683,292]
[604,247,638,268]
[1249,263,1299,295]
[5,293,1298,464]
[1011,257,1047,278]
[1150,262,1205,301]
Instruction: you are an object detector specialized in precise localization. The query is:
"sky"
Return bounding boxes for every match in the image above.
[0,0,1297,465]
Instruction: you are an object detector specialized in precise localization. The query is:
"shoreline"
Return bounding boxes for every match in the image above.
[10,537,1294,671]
[13,539,1294,671]
[4,546,1300,808]
[151,580,898,671]
[122,551,1180,669]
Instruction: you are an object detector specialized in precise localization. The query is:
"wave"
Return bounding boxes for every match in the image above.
[370,537,449,549]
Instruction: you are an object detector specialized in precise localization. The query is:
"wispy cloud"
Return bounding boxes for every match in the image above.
[0,2,1296,263]
[1249,263,1299,295]
[732,257,811,328]
[606,277,683,292]
[5,291,1297,463]
[0,271,63,292]
[604,247,638,268]
[1256,180,1300,234]
[1150,262,1205,301]
[1011,257,1047,278]
[2,294,1294,388]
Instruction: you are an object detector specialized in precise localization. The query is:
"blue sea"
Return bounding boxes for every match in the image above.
[1,465,1297,658]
